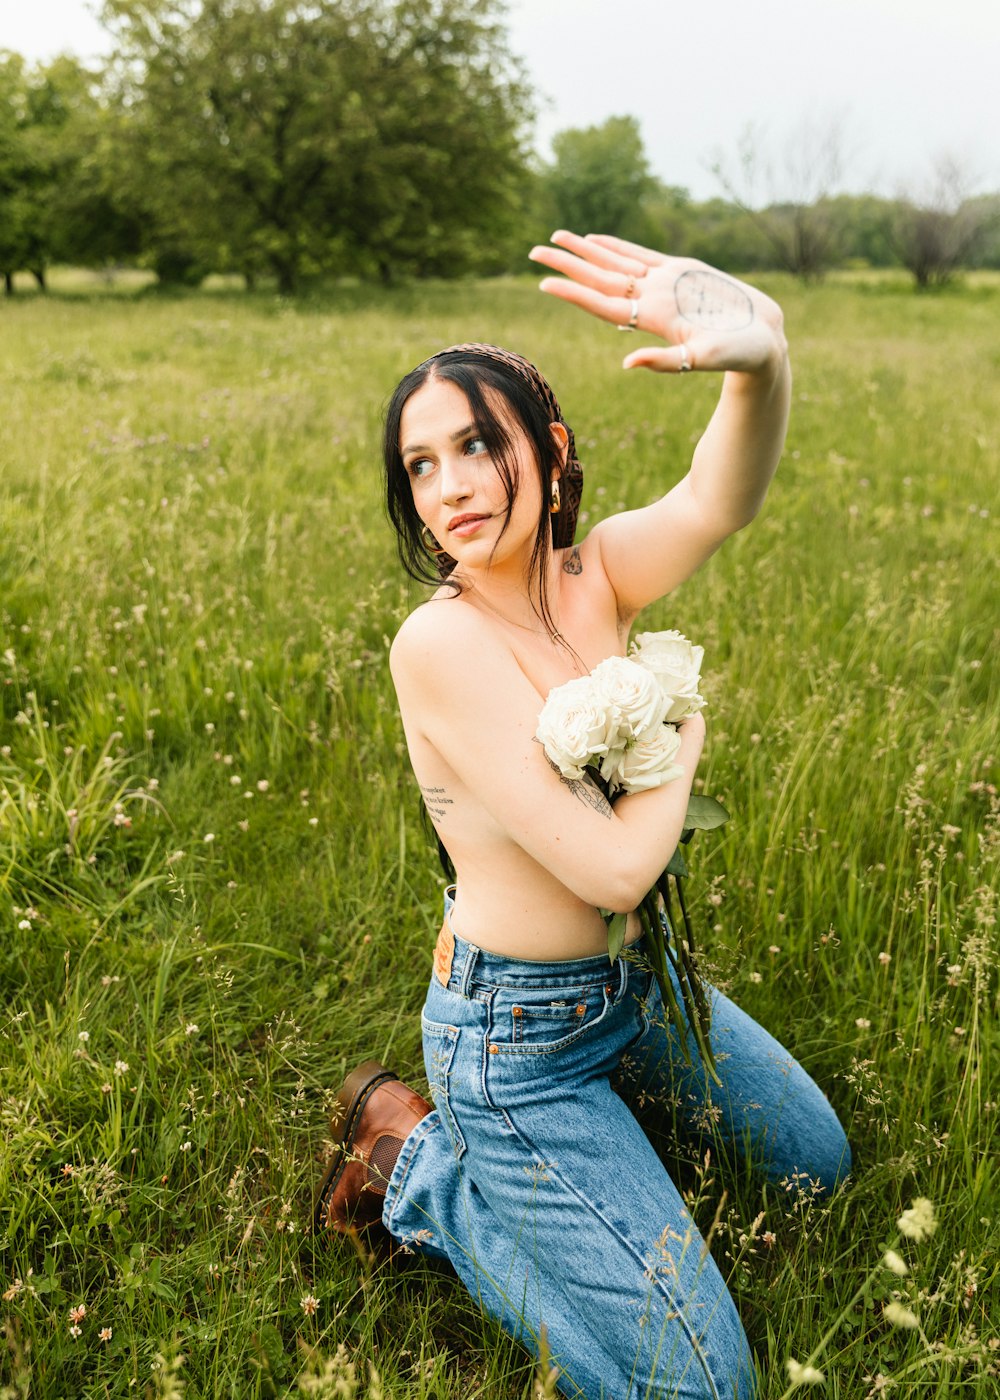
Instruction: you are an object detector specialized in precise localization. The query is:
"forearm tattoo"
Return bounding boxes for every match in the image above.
[563,546,583,575]
[675,269,754,330]
[420,784,453,821]
[543,753,613,819]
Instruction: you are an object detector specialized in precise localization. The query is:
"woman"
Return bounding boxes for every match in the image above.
[316,232,851,1400]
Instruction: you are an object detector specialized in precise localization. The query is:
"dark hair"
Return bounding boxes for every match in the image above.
[383,349,565,638]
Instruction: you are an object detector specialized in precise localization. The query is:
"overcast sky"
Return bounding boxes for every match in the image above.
[4,0,998,200]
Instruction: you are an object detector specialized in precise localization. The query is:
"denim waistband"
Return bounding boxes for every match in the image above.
[440,889,638,997]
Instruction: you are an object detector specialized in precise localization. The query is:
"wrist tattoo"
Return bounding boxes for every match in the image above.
[563,546,583,576]
[675,269,754,330]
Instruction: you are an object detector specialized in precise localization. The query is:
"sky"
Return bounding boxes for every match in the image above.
[4,0,999,201]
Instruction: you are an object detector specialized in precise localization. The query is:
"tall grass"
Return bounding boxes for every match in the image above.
[1,274,997,1397]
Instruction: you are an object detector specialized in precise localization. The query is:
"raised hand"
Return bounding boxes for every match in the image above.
[529,231,787,376]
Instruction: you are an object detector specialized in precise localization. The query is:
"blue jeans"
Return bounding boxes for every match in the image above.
[383,905,851,1400]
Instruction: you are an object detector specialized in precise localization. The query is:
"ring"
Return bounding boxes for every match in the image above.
[678,344,692,373]
[617,299,640,333]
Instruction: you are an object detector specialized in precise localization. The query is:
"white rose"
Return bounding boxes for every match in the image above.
[590,656,668,744]
[605,724,684,793]
[630,630,706,723]
[535,674,616,781]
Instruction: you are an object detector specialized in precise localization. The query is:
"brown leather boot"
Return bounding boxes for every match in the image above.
[314,1060,432,1239]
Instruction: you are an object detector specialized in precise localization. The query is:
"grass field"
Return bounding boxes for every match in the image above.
[1,272,997,1399]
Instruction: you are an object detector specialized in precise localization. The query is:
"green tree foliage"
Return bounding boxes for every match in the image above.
[100,0,533,291]
[0,53,139,293]
[547,115,654,243]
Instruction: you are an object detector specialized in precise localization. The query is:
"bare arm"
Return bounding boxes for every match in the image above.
[391,605,705,912]
[529,231,791,617]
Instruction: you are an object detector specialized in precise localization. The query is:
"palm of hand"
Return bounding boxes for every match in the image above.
[529,233,786,376]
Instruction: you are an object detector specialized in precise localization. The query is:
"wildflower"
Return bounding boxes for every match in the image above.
[180,1141,192,1152]
[883,1301,919,1329]
[69,1304,87,1323]
[18,919,31,930]
[786,1357,825,1386]
[883,1249,908,1276]
[203,832,215,843]
[62,1163,75,1177]
[101,1082,113,1094]
[257,779,269,792]
[878,951,891,965]
[78,1030,90,1043]
[748,971,762,983]
[69,1324,82,1339]
[896,1197,936,1242]
[308,817,319,827]
[855,1018,871,1030]
[300,1293,319,1316]
[185,1023,199,1036]
[229,774,242,785]
[762,1231,776,1247]
[99,1326,112,1342]
[114,1059,129,1077]
[3,1280,23,1301]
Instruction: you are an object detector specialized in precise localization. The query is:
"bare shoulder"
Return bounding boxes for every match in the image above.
[390,594,498,690]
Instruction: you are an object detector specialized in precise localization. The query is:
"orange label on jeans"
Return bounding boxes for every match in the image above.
[434,919,454,987]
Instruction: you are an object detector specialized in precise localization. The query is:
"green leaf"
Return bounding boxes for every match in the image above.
[684,794,731,831]
[665,847,689,877]
[606,912,628,962]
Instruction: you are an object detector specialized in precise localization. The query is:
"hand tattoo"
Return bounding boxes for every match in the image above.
[675,269,754,330]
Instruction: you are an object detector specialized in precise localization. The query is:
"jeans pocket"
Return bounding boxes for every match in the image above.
[496,980,611,1055]
[421,1016,466,1159]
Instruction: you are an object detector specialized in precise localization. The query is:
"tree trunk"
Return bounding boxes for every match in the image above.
[3,271,13,296]
[31,268,47,292]
[275,262,299,296]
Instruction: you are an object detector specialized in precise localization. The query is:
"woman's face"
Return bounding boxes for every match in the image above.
[399,377,551,572]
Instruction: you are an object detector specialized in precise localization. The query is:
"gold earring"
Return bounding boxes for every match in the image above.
[421,524,446,556]
[549,478,561,514]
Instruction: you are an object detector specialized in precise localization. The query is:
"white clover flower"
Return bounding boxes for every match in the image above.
[630,629,706,722]
[114,1059,129,1077]
[896,1197,936,1242]
[883,1301,919,1329]
[785,1357,825,1386]
[882,1249,908,1277]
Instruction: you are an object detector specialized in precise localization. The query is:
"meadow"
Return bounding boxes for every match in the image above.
[0,271,997,1399]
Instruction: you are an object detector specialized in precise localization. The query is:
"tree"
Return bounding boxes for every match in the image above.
[891,156,999,289]
[0,52,136,292]
[100,0,533,292]
[547,116,654,244]
[710,116,849,280]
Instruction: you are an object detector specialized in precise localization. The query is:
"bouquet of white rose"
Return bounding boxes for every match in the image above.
[535,630,728,1082]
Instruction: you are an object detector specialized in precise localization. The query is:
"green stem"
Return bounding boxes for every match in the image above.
[655,872,720,1086]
